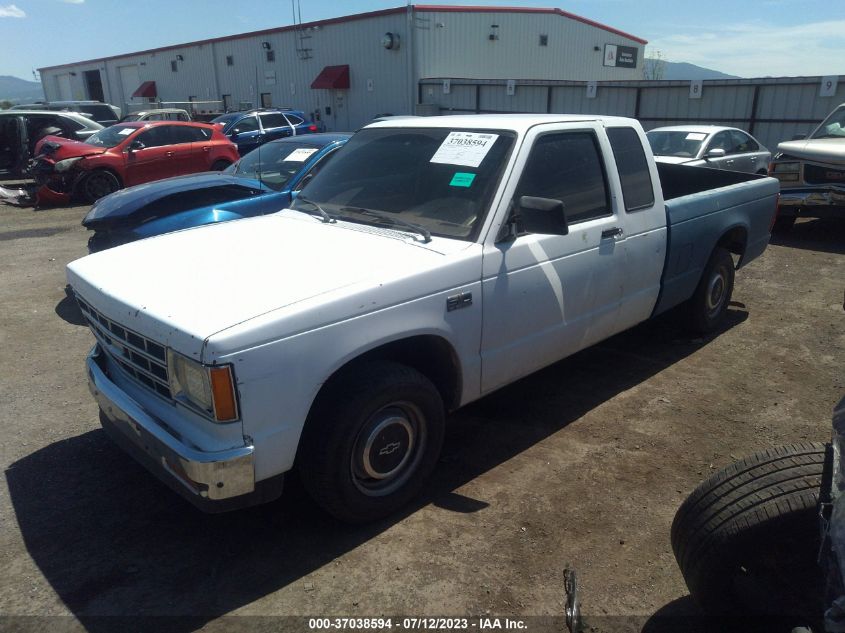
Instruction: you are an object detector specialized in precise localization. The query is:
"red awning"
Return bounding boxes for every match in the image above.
[311,65,350,90]
[131,81,157,98]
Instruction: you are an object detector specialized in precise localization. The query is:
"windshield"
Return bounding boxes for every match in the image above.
[290,127,514,240]
[226,141,325,191]
[85,125,138,148]
[646,131,707,158]
[812,106,845,139]
[120,114,143,122]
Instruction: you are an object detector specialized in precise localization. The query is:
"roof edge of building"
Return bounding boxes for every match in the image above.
[37,4,646,73]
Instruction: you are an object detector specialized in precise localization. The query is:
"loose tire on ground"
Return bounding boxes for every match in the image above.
[671,442,828,617]
[298,360,445,523]
[81,169,120,203]
[688,246,735,334]
[210,160,231,171]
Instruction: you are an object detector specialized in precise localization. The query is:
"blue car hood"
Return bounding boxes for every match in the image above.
[82,173,272,228]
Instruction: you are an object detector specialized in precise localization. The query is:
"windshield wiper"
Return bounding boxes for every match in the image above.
[293,195,336,223]
[339,206,431,243]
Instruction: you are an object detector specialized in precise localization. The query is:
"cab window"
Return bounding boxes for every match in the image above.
[513,131,610,225]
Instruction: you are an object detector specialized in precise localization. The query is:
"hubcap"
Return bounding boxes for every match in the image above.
[88,174,115,199]
[351,403,424,497]
[706,270,726,314]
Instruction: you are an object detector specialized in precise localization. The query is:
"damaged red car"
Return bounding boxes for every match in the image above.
[32,121,239,204]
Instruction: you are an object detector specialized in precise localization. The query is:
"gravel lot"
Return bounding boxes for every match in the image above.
[1,199,843,632]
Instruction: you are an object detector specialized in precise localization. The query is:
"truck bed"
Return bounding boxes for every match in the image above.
[653,163,779,316]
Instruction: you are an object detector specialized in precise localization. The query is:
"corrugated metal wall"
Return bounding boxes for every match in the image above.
[419,76,845,150]
[40,12,411,131]
[413,10,644,81]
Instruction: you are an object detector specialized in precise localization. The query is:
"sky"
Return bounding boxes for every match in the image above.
[0,0,843,81]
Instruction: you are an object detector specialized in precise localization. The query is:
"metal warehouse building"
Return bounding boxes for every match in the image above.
[37,5,646,130]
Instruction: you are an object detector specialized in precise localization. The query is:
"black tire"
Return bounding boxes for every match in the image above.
[298,361,445,523]
[687,246,735,334]
[773,215,796,233]
[210,160,231,171]
[81,169,120,203]
[671,443,828,617]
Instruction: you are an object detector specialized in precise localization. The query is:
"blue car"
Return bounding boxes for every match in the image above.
[211,108,319,155]
[82,133,350,253]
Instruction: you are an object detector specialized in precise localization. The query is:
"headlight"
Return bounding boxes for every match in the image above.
[167,350,239,422]
[54,157,83,172]
[771,162,800,173]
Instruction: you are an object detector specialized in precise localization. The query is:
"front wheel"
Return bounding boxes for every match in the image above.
[81,170,120,203]
[298,361,445,523]
[687,246,735,334]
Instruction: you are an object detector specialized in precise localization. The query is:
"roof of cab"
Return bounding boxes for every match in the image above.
[365,113,639,133]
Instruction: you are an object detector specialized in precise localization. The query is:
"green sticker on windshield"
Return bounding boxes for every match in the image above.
[449,172,476,187]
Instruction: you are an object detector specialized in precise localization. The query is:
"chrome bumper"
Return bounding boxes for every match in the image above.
[87,345,257,507]
[778,186,845,214]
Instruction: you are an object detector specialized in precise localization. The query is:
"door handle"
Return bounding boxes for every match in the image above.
[601,227,623,239]
[166,151,174,157]
[202,146,211,152]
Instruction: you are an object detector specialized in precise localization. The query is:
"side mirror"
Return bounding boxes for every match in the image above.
[791,133,806,141]
[705,148,726,159]
[128,140,145,151]
[517,196,568,236]
[229,131,239,140]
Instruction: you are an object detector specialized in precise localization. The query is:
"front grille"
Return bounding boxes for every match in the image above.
[76,295,172,399]
[804,164,845,185]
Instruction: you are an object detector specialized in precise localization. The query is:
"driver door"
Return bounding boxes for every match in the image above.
[480,123,629,393]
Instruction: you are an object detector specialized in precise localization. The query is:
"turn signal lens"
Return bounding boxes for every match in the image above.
[210,366,238,422]
[308,124,318,132]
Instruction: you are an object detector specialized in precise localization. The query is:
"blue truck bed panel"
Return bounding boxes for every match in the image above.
[653,164,780,317]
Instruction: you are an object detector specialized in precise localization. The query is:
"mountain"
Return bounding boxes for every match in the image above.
[644,60,739,81]
[0,75,45,104]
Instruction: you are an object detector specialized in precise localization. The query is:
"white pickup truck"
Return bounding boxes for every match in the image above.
[68,115,780,522]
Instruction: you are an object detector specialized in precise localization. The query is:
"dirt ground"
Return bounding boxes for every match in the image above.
[0,198,843,633]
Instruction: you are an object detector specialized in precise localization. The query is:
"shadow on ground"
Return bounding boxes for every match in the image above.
[770,218,845,255]
[6,308,747,631]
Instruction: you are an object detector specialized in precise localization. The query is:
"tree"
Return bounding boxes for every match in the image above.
[644,49,667,81]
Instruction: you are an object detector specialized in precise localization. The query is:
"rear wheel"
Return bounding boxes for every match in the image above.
[81,170,120,203]
[298,361,445,523]
[671,443,828,617]
[688,246,735,334]
[210,160,231,171]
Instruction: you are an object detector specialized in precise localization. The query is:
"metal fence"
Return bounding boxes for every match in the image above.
[418,75,845,151]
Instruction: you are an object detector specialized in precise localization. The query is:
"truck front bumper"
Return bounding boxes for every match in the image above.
[87,345,278,512]
[777,185,845,218]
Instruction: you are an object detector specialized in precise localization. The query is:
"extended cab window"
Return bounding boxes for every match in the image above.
[514,131,610,225]
[607,127,655,212]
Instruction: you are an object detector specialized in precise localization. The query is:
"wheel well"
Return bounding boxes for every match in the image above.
[77,166,123,190]
[716,226,747,262]
[316,335,463,413]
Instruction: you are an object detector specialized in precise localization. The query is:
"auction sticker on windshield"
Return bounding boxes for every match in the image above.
[685,132,707,141]
[284,148,319,162]
[430,132,499,168]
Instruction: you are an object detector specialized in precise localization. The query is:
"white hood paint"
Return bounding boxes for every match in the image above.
[67,211,471,360]
[777,138,845,165]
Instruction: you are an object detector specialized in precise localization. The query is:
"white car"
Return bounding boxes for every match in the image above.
[647,125,771,174]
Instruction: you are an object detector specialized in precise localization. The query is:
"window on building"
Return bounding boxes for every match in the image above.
[171,61,178,72]
[260,92,272,108]
[606,127,655,212]
[266,50,275,62]
[514,131,610,225]
[539,34,548,46]
[226,55,234,66]
[222,94,232,112]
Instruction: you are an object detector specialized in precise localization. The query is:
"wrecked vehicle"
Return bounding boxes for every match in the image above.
[769,102,845,231]
[671,396,845,630]
[82,133,349,252]
[32,121,239,204]
[67,114,778,522]
[0,110,103,180]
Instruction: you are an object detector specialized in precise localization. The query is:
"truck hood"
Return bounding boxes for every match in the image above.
[777,138,845,165]
[36,136,107,160]
[82,173,270,228]
[67,212,463,359]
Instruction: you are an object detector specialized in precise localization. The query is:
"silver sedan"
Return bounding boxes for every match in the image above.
[646,125,771,174]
